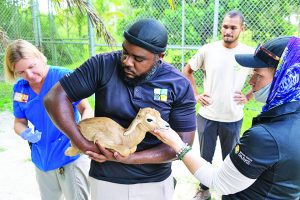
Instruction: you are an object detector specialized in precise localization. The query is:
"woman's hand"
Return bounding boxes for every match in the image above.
[20,128,42,143]
[151,128,185,152]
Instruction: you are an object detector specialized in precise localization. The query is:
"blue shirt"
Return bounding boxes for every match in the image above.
[225,101,300,200]
[60,51,196,184]
[13,66,80,172]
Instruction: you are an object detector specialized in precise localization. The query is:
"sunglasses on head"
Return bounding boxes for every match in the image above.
[254,44,280,67]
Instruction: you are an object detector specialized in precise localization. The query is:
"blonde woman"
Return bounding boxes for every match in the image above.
[4,39,93,200]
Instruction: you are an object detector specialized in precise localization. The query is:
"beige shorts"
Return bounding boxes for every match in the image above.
[89,175,174,200]
[35,155,90,200]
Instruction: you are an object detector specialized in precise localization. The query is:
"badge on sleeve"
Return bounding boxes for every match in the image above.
[14,92,29,103]
[235,144,253,165]
[235,144,240,154]
[154,88,168,102]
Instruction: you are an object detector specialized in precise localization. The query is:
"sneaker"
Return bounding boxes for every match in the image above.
[192,188,211,200]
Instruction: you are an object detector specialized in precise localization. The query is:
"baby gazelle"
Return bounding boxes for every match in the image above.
[65,107,170,157]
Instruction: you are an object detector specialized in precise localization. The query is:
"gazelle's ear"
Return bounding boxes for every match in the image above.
[124,117,142,136]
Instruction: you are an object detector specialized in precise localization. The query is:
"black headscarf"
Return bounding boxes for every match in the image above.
[124,19,168,53]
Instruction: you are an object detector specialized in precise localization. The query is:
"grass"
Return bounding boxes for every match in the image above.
[242,100,263,134]
[0,81,13,112]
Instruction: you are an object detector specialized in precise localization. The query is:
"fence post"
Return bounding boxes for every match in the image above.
[181,0,185,71]
[30,0,39,46]
[88,0,95,56]
[48,0,57,64]
[212,0,220,41]
[36,0,42,48]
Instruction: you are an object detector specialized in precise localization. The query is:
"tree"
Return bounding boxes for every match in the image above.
[52,0,115,46]
[0,0,116,46]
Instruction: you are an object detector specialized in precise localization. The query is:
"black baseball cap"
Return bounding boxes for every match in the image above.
[235,36,291,68]
[124,19,168,54]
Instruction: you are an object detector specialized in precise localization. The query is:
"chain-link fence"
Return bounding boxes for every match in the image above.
[1,0,300,130]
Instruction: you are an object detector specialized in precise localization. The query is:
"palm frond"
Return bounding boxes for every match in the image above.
[53,0,115,47]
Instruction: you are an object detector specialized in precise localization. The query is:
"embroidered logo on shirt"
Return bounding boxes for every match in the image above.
[13,92,29,103]
[154,88,168,102]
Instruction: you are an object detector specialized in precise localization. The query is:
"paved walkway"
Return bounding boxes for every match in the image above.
[173,131,222,200]
[0,111,40,200]
[0,111,222,200]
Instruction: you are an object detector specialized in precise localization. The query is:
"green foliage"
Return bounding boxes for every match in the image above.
[0,81,13,112]
[43,42,90,67]
[239,0,296,42]
[0,2,32,39]
[120,0,298,46]
[87,96,95,109]
[242,103,262,134]
[118,0,298,67]
[0,147,7,152]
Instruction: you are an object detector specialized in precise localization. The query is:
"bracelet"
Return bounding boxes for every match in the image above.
[176,143,192,160]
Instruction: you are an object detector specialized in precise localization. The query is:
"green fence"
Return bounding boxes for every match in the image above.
[1,0,300,129]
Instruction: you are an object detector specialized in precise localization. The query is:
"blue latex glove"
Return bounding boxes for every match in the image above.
[20,128,42,143]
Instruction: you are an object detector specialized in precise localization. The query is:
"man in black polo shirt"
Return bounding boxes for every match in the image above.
[44,18,196,200]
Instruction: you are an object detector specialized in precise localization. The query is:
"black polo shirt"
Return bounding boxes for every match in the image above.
[224,101,300,199]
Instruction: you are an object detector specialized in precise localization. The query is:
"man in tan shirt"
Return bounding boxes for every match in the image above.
[183,10,253,200]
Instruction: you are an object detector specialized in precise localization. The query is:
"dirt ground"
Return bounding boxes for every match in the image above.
[0,111,221,200]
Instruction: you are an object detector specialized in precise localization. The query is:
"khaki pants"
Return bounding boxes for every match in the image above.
[35,155,90,200]
[90,175,174,200]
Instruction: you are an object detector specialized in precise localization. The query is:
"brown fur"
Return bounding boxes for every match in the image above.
[65,107,170,157]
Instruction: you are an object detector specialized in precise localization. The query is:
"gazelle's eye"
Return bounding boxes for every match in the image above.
[147,119,153,122]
